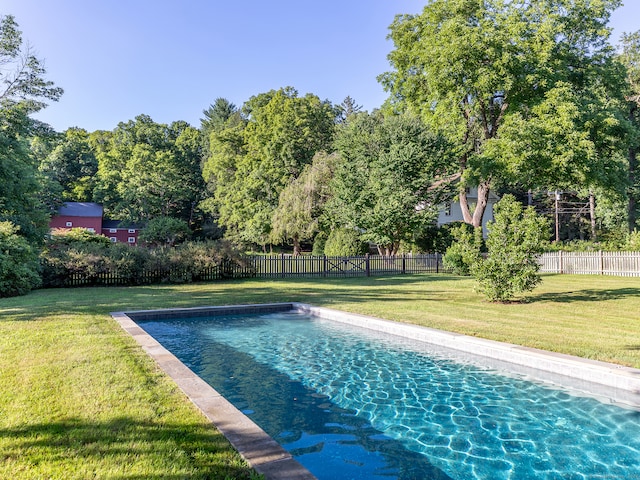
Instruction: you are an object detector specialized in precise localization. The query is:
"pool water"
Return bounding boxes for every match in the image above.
[139,311,640,479]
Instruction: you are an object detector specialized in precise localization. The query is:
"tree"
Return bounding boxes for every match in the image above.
[329,111,454,256]
[619,31,640,232]
[200,98,239,161]
[270,152,338,255]
[0,15,62,246]
[471,195,549,302]
[200,98,238,134]
[380,0,624,229]
[336,96,363,123]
[139,216,191,247]
[201,87,336,246]
[93,115,205,225]
[39,127,98,203]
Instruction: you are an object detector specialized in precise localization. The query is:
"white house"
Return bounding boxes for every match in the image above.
[437,187,500,237]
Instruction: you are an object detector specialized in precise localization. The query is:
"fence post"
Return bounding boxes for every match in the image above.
[559,251,563,274]
[281,253,285,278]
[599,250,604,275]
[366,254,370,277]
[436,252,439,274]
[402,254,406,274]
[323,255,327,277]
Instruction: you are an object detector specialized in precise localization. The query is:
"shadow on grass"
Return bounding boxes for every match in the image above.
[528,287,640,303]
[0,274,465,323]
[0,416,255,479]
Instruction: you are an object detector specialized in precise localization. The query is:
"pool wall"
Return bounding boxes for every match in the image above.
[112,302,640,479]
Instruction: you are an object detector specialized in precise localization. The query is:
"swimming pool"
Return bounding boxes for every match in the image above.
[124,305,640,480]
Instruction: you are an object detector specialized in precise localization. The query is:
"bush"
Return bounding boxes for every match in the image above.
[324,228,368,256]
[472,195,549,302]
[443,224,482,275]
[139,216,191,247]
[0,222,41,297]
[414,222,463,253]
[40,237,250,287]
[49,227,112,246]
[627,230,640,251]
[312,231,327,256]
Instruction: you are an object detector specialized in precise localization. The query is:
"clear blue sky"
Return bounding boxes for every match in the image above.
[4,0,639,133]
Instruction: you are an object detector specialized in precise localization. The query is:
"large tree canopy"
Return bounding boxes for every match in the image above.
[380,0,624,229]
[39,127,98,203]
[329,111,454,256]
[93,115,204,224]
[201,87,336,245]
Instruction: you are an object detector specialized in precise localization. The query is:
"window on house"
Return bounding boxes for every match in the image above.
[444,202,452,216]
[65,221,73,227]
[128,237,136,243]
[110,237,117,242]
[109,228,117,233]
[128,229,136,234]
[87,228,95,233]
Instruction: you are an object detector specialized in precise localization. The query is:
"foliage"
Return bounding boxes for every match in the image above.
[270,152,338,255]
[323,228,368,256]
[628,230,640,251]
[201,87,336,246]
[471,195,549,302]
[619,30,640,232]
[380,0,626,229]
[443,224,483,276]
[0,221,41,296]
[329,111,454,256]
[93,116,205,225]
[1,15,61,245]
[139,216,191,247]
[312,231,328,256]
[39,127,98,203]
[49,227,113,246]
[40,238,249,287]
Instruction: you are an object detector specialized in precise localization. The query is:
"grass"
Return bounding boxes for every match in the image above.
[1,273,640,478]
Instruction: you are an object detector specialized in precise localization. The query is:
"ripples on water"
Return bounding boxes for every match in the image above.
[140,312,640,480]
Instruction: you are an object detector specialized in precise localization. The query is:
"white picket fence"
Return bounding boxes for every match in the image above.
[539,251,640,277]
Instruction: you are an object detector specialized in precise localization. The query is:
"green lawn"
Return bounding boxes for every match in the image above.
[1,273,640,479]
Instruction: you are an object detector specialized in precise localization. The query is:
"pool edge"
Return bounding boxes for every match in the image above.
[110,306,316,480]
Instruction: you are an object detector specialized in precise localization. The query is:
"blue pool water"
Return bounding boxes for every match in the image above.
[138,311,640,479]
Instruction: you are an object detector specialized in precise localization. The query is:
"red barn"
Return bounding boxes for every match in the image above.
[49,202,103,233]
[49,202,142,245]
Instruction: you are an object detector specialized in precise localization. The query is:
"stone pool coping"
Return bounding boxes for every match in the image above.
[112,302,640,479]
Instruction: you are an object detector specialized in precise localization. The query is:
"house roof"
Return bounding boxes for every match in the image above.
[57,202,103,218]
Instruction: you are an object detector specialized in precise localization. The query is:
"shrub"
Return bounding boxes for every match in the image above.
[0,222,41,297]
[626,230,640,251]
[472,195,549,302]
[443,224,482,275]
[49,227,112,246]
[40,237,251,287]
[324,228,368,256]
[312,231,327,256]
[139,216,191,247]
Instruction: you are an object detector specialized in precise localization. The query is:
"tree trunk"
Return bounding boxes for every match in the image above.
[589,191,597,241]
[459,181,492,228]
[292,235,302,256]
